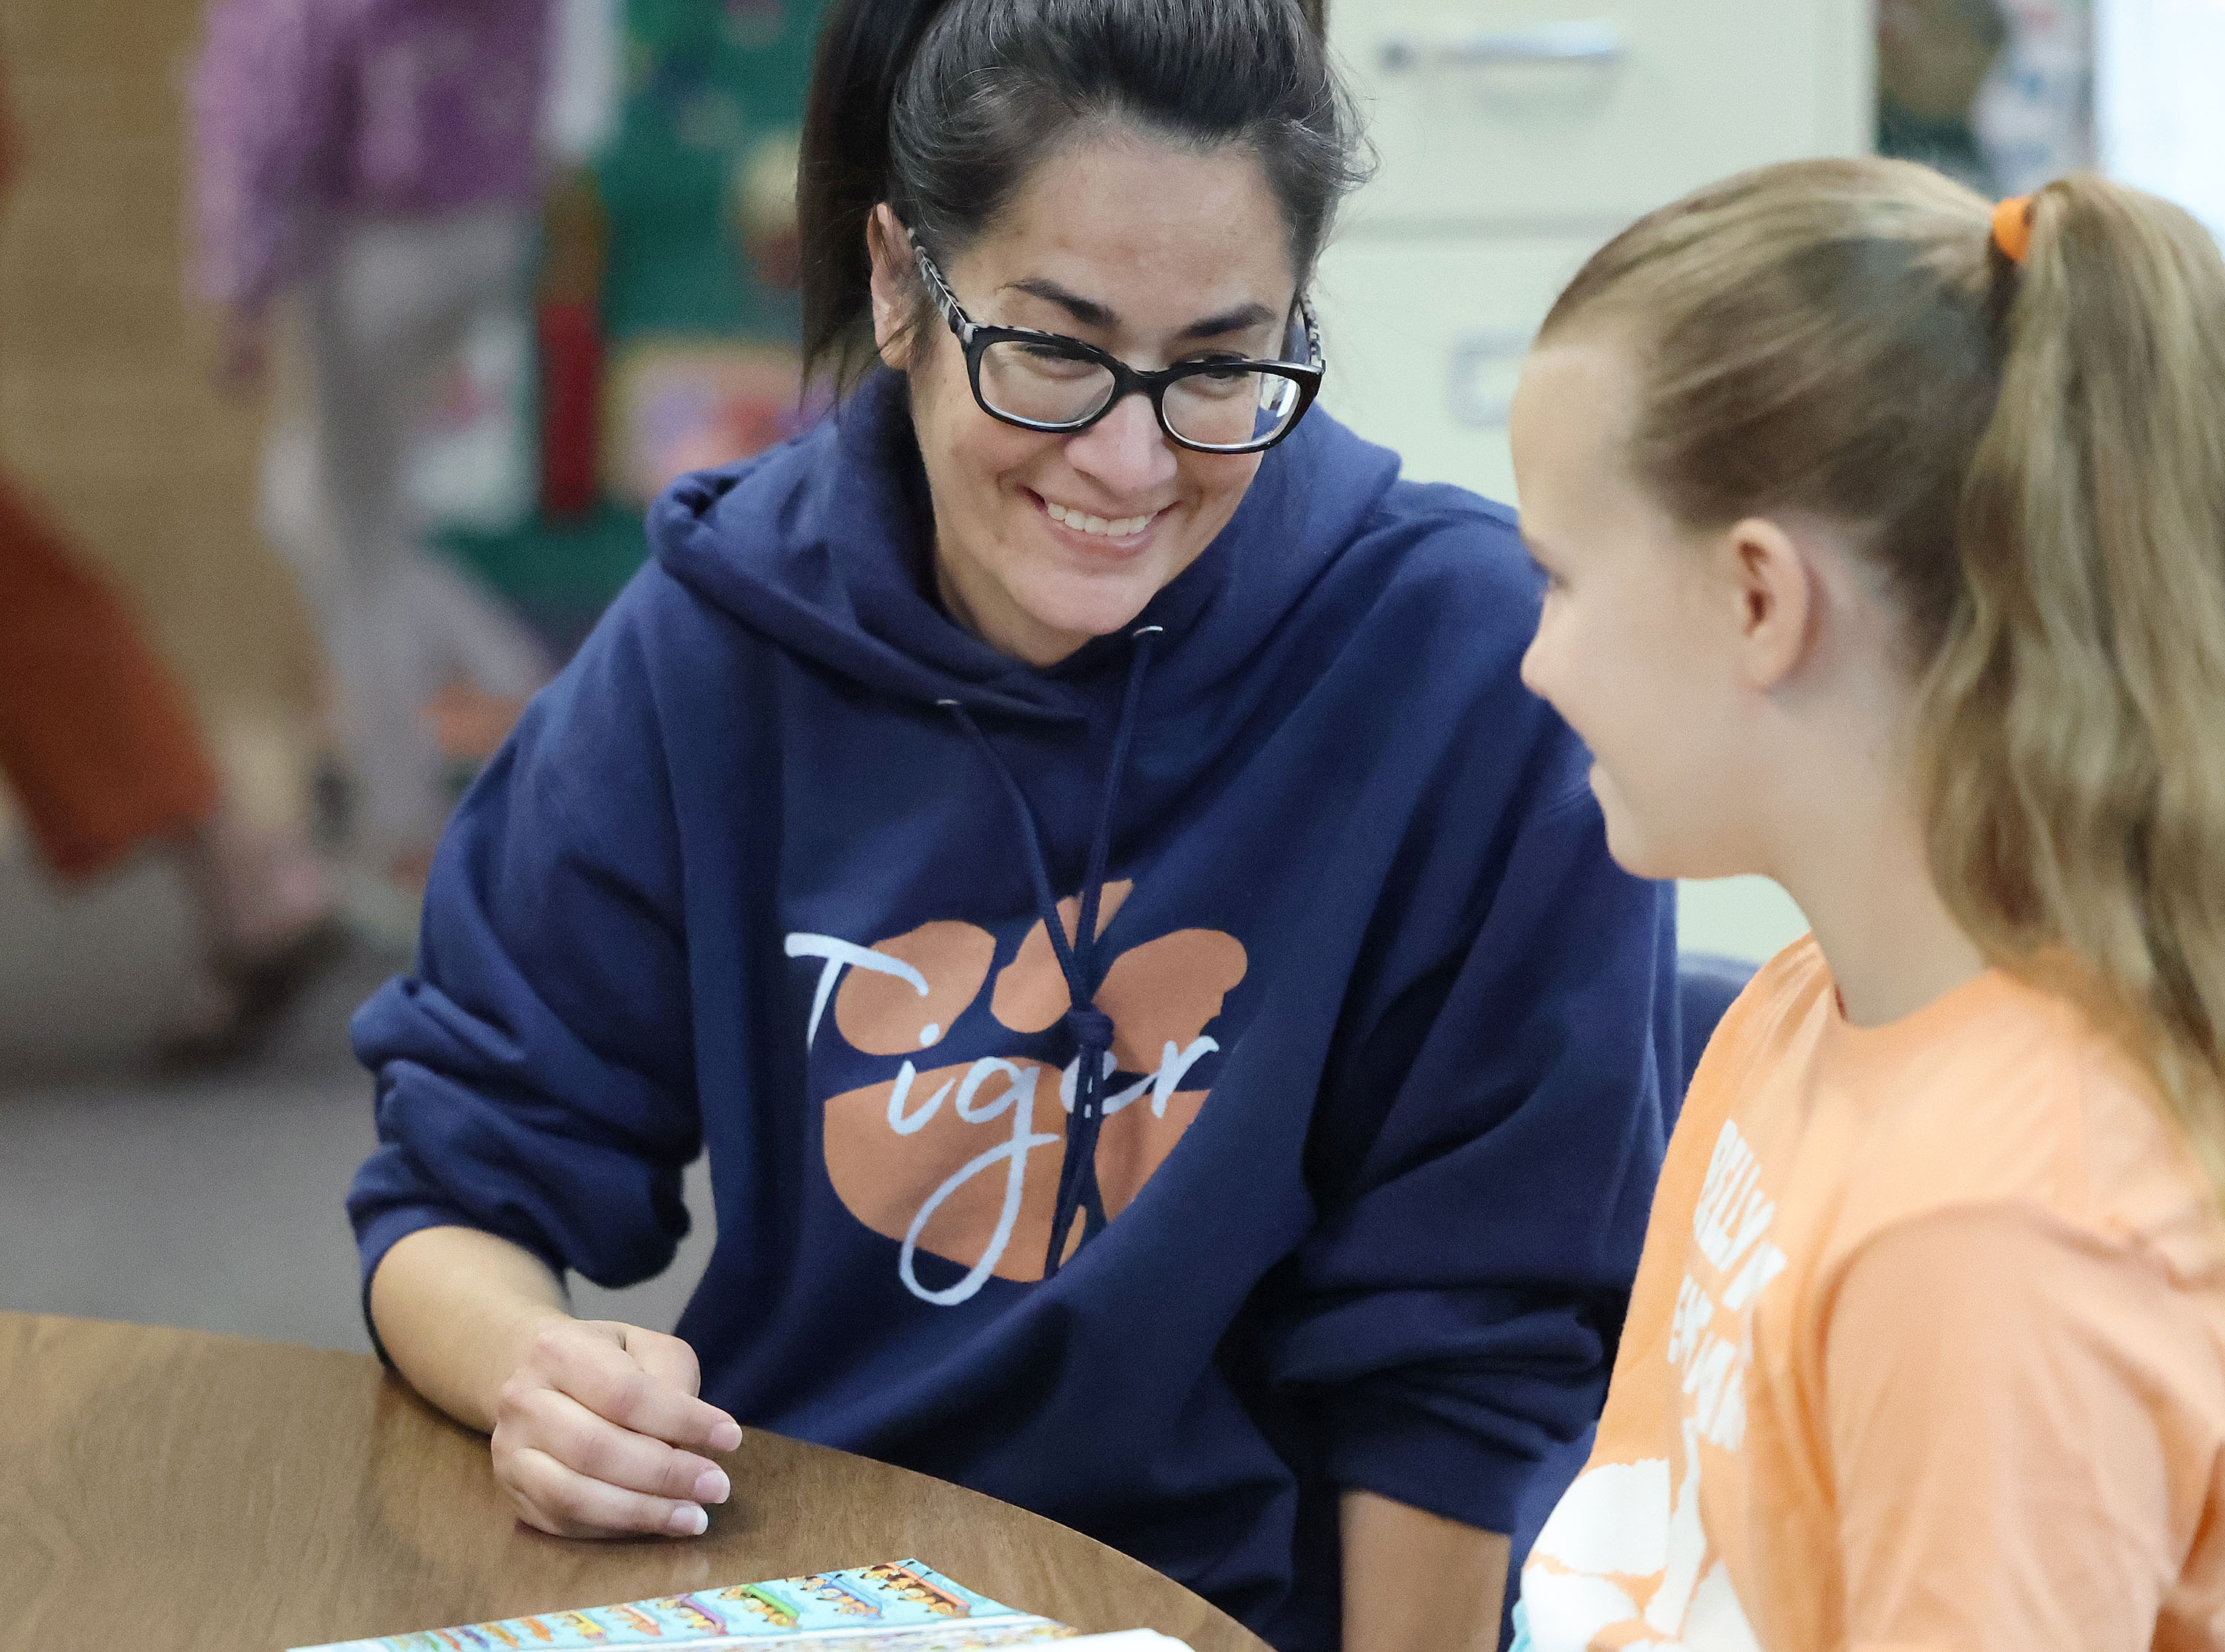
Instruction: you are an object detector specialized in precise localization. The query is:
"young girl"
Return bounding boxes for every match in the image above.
[1510,159,2225,1648]
[191,0,555,889]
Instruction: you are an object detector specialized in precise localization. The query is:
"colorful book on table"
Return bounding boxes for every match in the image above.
[288,1559,1181,1652]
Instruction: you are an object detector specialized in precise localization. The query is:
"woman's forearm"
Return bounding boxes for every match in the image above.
[1339,1487,1510,1652]
[367,1225,574,1433]
[371,1227,742,1539]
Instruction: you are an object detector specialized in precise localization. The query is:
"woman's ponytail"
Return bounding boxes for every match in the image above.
[1926,175,2225,1196]
[797,0,955,388]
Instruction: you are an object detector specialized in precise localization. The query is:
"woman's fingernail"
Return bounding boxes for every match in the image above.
[711,1420,743,1452]
[669,1504,708,1537]
[695,1467,731,1504]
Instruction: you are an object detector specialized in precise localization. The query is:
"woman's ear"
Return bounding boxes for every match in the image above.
[866,204,915,370]
[1720,515,1816,691]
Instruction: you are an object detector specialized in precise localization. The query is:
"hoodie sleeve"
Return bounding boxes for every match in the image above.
[189,0,350,312]
[346,591,701,1326]
[1265,733,1677,1541]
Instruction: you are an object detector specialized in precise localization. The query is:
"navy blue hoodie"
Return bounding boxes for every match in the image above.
[349,372,1675,1652]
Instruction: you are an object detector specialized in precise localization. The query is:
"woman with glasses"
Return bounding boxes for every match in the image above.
[348,2,1675,1648]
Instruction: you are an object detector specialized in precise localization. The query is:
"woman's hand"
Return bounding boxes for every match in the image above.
[367,1227,745,1539]
[490,1315,745,1539]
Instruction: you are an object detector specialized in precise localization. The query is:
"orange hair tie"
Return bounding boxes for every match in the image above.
[1991,194,2034,265]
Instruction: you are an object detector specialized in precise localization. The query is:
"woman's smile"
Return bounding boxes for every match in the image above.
[1027,487,1173,557]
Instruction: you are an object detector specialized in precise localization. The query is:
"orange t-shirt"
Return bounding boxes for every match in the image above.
[1517,936,2225,1651]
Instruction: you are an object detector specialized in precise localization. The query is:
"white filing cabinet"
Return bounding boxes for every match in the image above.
[1316,0,1874,500]
[1314,234,1598,503]
[1314,0,1873,961]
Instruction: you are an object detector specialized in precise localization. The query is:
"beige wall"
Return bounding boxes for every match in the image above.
[1,0,321,736]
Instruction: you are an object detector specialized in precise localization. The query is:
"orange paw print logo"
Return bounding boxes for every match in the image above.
[786,882,1247,1304]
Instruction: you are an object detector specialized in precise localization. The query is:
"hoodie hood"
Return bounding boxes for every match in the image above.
[648,369,1403,722]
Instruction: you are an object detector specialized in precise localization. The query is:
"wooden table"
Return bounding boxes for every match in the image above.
[0,1315,1270,1652]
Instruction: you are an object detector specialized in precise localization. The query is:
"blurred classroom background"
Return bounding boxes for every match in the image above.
[1,0,2217,1352]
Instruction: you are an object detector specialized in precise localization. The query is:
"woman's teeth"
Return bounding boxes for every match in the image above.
[1046,501,1154,538]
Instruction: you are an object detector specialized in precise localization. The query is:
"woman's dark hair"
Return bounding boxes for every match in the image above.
[798,0,1362,391]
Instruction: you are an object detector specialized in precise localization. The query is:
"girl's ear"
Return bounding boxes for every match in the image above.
[866,204,915,370]
[1721,515,1815,691]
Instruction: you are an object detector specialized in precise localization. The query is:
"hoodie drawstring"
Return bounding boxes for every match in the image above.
[939,624,1161,1278]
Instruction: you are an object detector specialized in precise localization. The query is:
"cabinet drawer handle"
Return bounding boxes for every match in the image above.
[1381,19,1626,72]
[1449,328,1532,429]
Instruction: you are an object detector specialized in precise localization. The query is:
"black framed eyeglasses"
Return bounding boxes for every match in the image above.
[909,237,1325,455]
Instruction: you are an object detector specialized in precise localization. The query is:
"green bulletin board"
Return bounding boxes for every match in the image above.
[601,0,821,343]
[440,0,833,650]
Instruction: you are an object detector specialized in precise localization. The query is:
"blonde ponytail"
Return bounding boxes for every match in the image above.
[1540,159,2225,1206]
[1931,176,2225,1196]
